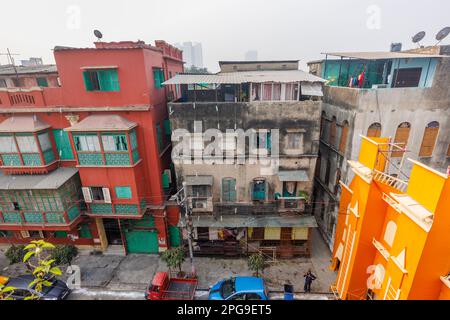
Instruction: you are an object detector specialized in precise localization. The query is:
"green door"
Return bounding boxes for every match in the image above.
[222,178,237,202]
[125,229,158,254]
[124,216,159,254]
[169,226,181,247]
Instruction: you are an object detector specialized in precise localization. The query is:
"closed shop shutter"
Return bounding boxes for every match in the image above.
[264,227,281,240]
[292,227,309,240]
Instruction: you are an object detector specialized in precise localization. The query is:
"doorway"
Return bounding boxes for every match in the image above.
[103,218,123,245]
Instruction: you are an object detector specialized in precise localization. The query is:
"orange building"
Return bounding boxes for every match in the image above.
[330,136,450,300]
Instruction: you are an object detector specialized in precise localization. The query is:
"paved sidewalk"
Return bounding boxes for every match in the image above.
[0,229,336,295]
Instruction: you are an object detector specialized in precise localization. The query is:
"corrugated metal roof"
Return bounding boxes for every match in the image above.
[179,215,318,228]
[65,115,137,132]
[0,64,57,76]
[163,70,325,85]
[278,170,310,182]
[185,175,213,186]
[0,167,79,190]
[323,51,447,60]
[0,115,50,133]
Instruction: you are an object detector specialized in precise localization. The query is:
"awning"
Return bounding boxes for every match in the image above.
[65,115,137,132]
[0,167,79,190]
[278,170,310,182]
[322,51,447,60]
[163,70,326,85]
[301,83,323,97]
[185,175,213,186]
[0,115,50,133]
[179,215,318,228]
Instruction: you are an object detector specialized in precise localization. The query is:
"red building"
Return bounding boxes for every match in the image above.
[0,40,184,254]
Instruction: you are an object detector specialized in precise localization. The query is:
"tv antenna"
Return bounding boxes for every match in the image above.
[435,27,450,45]
[94,30,103,42]
[412,31,426,47]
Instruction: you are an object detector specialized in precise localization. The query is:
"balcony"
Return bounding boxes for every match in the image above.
[85,200,146,218]
[0,205,82,231]
[0,87,63,108]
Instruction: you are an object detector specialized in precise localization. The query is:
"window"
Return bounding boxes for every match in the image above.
[0,135,17,153]
[339,121,349,153]
[12,78,21,87]
[447,144,450,157]
[90,187,105,201]
[287,132,303,149]
[256,131,271,150]
[101,134,128,152]
[329,117,337,146]
[115,186,132,199]
[272,84,281,100]
[419,121,439,157]
[252,179,266,201]
[38,132,52,151]
[16,135,38,153]
[392,122,411,158]
[191,185,210,197]
[222,178,237,202]
[263,84,272,101]
[383,221,397,247]
[393,68,422,88]
[367,123,382,138]
[0,79,6,88]
[13,202,20,210]
[36,77,48,87]
[153,68,165,89]
[74,135,101,152]
[83,69,120,92]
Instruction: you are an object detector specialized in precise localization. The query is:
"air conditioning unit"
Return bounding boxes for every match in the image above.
[194,200,207,209]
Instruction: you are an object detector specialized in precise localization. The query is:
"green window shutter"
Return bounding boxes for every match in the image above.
[154,69,165,89]
[162,172,170,189]
[163,119,171,137]
[36,77,48,87]
[115,186,132,199]
[92,69,120,92]
[79,224,93,239]
[156,124,163,151]
[83,71,94,91]
[54,231,67,238]
[267,132,272,151]
[222,178,236,202]
[53,129,74,160]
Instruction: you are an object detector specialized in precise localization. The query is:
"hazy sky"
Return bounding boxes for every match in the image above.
[1,0,449,72]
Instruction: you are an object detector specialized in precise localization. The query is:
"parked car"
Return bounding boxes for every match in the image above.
[208,277,269,300]
[146,271,198,300]
[0,275,71,300]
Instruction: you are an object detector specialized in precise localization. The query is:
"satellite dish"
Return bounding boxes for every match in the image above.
[435,27,450,44]
[412,31,426,45]
[94,30,103,41]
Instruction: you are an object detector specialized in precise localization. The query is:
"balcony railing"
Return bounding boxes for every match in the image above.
[372,170,408,192]
[0,205,81,227]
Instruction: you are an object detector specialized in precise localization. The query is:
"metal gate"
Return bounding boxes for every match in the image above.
[123,216,159,254]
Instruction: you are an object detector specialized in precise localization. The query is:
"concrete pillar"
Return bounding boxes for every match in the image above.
[95,218,108,251]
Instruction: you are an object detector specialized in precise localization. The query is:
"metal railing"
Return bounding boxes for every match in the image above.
[372,170,408,192]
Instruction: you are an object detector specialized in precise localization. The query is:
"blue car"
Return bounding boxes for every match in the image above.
[208,277,269,300]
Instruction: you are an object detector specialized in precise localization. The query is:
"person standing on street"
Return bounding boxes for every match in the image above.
[303,269,317,293]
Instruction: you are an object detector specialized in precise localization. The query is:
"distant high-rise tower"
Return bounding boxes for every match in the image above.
[175,42,203,68]
[245,50,258,61]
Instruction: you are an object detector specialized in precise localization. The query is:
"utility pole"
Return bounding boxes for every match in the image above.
[0,48,20,88]
[174,182,196,275]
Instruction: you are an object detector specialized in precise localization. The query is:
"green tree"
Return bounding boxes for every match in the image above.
[0,283,15,300]
[161,247,186,275]
[248,253,265,277]
[184,66,210,74]
[23,240,63,300]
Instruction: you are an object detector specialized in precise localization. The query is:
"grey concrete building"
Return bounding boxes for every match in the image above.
[164,60,325,258]
[174,42,204,69]
[308,45,450,249]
